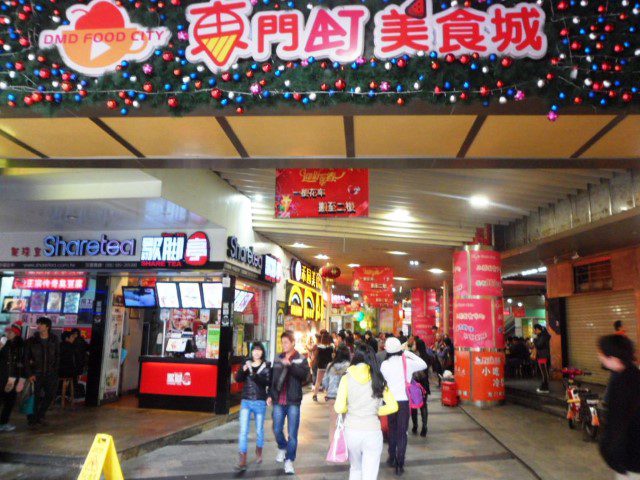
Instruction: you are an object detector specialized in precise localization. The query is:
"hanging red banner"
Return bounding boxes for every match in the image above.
[275,169,369,218]
[411,288,437,345]
[352,266,393,292]
[362,290,394,308]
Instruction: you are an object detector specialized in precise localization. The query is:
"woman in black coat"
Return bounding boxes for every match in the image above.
[59,332,77,409]
[235,342,271,471]
[0,323,25,431]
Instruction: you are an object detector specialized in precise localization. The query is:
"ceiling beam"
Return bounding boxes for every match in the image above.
[343,116,355,158]
[4,156,639,169]
[456,115,486,158]
[89,118,146,162]
[570,114,627,158]
[0,128,47,159]
[216,117,249,158]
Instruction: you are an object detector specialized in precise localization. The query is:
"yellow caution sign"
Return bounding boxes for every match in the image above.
[77,433,124,480]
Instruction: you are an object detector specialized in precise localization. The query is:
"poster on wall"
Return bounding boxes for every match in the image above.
[102,306,125,400]
[206,324,220,359]
[453,298,494,349]
[276,169,369,218]
[453,249,502,297]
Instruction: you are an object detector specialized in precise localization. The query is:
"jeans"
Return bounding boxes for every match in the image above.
[538,360,550,390]
[28,374,58,424]
[272,404,301,461]
[388,401,410,467]
[345,429,383,480]
[238,399,267,454]
[0,389,17,424]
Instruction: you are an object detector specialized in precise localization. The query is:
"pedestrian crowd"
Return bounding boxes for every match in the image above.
[0,316,88,432]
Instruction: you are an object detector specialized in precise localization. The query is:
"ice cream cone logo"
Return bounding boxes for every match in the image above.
[186,0,252,73]
[38,0,170,77]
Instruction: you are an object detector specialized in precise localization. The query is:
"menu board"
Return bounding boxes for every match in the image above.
[178,283,203,309]
[202,283,223,309]
[234,290,254,313]
[156,282,180,309]
[29,292,46,313]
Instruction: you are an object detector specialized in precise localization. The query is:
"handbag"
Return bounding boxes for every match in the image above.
[19,381,35,416]
[403,354,426,409]
[326,414,348,463]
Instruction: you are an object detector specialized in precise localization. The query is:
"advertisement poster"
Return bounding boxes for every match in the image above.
[453,250,502,297]
[411,289,436,344]
[206,324,220,359]
[471,352,506,402]
[101,305,125,400]
[379,308,394,333]
[352,266,394,307]
[454,350,471,401]
[453,298,494,349]
[276,169,369,218]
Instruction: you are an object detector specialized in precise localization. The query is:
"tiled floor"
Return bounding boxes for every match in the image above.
[0,388,612,480]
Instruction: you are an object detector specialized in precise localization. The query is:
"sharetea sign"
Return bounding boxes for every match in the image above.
[227,236,263,270]
[43,234,136,257]
[140,232,210,268]
[185,0,546,73]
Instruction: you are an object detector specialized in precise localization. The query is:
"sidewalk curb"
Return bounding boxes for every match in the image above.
[0,412,239,468]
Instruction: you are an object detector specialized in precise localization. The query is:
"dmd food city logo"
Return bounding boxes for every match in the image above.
[38,0,170,76]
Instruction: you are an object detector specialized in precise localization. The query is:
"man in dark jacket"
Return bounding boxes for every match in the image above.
[270,330,310,476]
[24,317,60,426]
[533,324,551,393]
[597,334,640,479]
[0,322,25,431]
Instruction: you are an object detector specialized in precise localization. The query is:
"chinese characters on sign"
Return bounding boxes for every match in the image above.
[13,276,88,291]
[352,266,394,307]
[141,232,210,268]
[185,0,547,73]
[276,169,369,219]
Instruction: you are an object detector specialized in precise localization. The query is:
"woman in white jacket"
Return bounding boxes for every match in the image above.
[334,343,398,480]
[380,337,427,476]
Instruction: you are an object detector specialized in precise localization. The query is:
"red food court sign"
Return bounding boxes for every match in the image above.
[453,249,502,297]
[275,169,369,218]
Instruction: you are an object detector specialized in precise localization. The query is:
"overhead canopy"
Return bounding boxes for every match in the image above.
[0,114,638,167]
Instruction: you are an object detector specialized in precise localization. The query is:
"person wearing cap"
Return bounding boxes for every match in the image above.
[0,321,25,432]
[380,336,427,476]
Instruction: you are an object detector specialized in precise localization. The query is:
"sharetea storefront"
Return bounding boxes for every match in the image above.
[0,229,282,414]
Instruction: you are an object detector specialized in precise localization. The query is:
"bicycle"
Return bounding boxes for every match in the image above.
[562,367,600,441]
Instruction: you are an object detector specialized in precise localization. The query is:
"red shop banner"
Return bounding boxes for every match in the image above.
[275,169,369,218]
[362,291,394,308]
[453,298,494,349]
[411,289,436,345]
[352,266,394,292]
[471,352,506,402]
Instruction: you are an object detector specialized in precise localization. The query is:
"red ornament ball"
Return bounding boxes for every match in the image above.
[143,82,154,93]
[23,96,33,106]
[320,83,329,91]
[459,54,470,65]
[460,92,468,101]
[445,54,455,63]
[293,92,302,102]
[396,98,405,106]
[162,51,174,62]
[479,86,490,97]
[221,72,231,82]
[573,96,583,105]
[500,57,513,68]
[397,58,407,68]
[14,61,24,71]
[334,79,346,91]
[261,63,272,73]
[431,61,440,70]
[369,80,379,90]
[39,68,51,79]
[622,92,633,102]
[236,107,244,114]
[107,99,118,109]
[167,96,179,108]
[210,88,222,100]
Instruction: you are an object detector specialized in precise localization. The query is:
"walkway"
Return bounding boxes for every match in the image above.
[0,388,612,480]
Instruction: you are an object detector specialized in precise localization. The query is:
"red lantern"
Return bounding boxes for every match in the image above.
[320,265,341,280]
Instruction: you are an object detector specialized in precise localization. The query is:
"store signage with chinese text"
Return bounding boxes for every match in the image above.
[453,249,502,297]
[185,0,546,73]
[275,169,369,218]
[453,298,494,349]
[471,352,505,402]
[141,232,209,268]
[331,294,351,306]
[139,361,218,397]
[411,288,437,344]
[352,266,394,307]
[13,276,88,291]
[261,254,282,283]
[286,280,324,322]
[290,259,322,290]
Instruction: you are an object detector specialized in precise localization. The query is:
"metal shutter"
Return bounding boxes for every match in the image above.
[566,290,638,385]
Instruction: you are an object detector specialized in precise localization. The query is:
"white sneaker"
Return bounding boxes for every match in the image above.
[284,460,295,475]
[276,449,286,463]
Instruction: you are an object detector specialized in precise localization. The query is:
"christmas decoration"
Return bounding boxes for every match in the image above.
[0,0,637,115]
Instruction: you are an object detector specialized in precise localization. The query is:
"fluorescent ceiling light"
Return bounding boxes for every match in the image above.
[507,298,513,304]
[388,251,408,256]
[394,277,411,281]
[428,268,444,274]
[469,194,490,208]
[409,260,420,266]
[315,254,330,260]
[347,263,360,268]
[386,208,411,221]
[290,242,311,249]
[254,194,263,202]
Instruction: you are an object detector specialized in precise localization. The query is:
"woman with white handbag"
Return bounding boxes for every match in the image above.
[333,343,398,480]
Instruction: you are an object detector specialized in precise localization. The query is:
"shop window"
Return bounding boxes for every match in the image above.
[574,261,613,293]
[233,281,270,357]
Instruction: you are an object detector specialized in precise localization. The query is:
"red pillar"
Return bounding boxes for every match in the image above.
[411,288,437,347]
[452,246,505,406]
